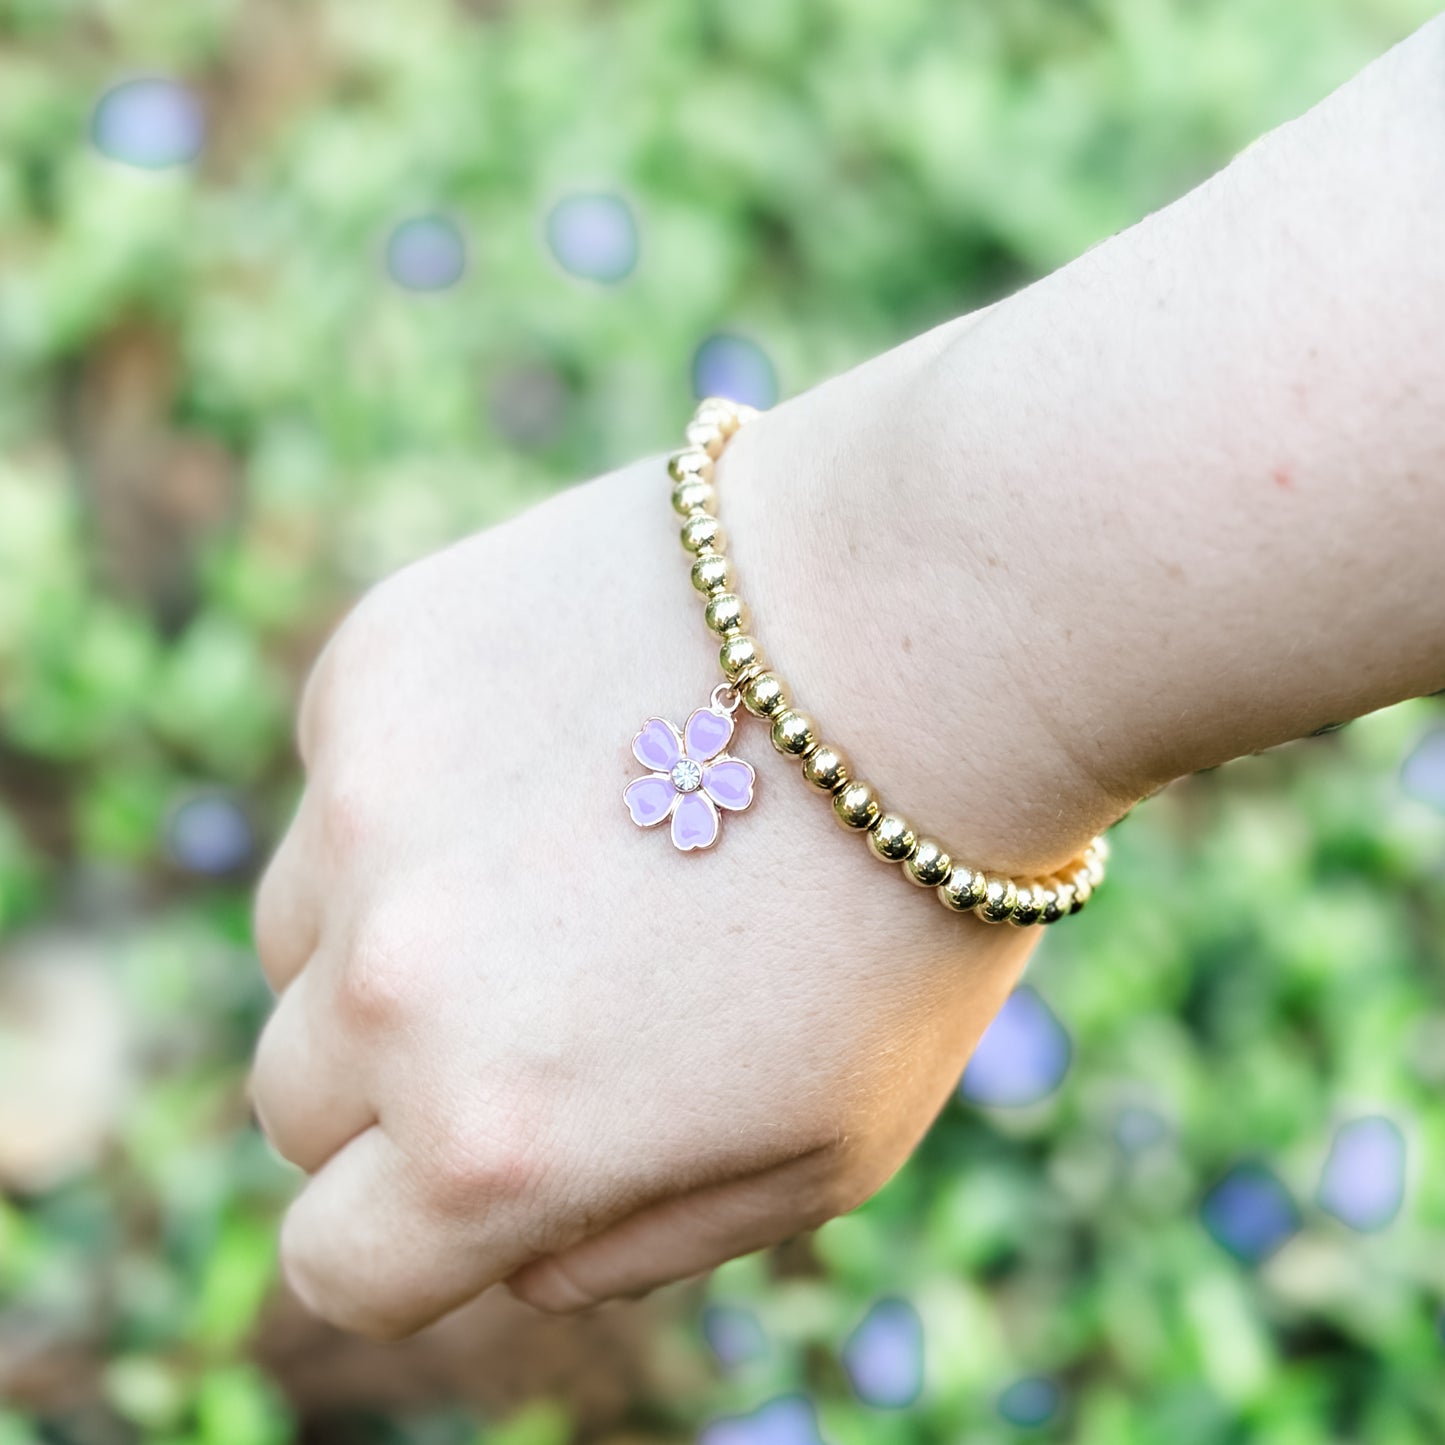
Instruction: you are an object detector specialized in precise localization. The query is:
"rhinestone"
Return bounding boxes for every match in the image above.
[670,758,703,793]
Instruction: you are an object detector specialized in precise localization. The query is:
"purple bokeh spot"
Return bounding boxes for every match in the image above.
[1317,1116,1406,1232]
[701,1303,769,1370]
[1114,1105,1170,1155]
[633,718,682,773]
[1201,1163,1301,1265]
[692,333,778,410]
[624,775,675,828]
[685,707,733,762]
[1401,729,1445,812]
[91,78,204,169]
[386,215,466,291]
[841,1297,924,1409]
[997,1377,1061,1428]
[959,986,1072,1108]
[672,790,719,850]
[165,793,253,876]
[699,1395,827,1445]
[704,759,754,812]
[546,193,639,283]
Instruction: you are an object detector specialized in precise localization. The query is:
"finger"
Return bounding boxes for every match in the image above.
[504,1148,854,1314]
[250,962,376,1173]
[252,807,321,993]
[278,1122,546,1340]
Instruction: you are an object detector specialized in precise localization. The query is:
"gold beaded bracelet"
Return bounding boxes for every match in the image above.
[620,396,1109,925]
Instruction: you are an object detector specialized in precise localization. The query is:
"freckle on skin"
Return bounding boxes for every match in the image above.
[986,556,999,569]
[1165,562,1184,581]
[1271,464,1293,490]
[902,635,912,653]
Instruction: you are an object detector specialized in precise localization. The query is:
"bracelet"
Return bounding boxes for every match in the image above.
[621,396,1109,926]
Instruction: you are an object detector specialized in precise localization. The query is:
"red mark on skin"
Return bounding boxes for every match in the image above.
[1271,464,1293,491]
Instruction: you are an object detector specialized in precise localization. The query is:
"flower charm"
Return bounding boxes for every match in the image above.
[624,707,756,850]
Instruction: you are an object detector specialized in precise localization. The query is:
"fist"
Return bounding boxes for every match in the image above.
[251,455,1035,1337]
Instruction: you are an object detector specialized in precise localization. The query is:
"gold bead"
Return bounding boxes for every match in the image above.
[691,554,732,596]
[868,812,918,862]
[1068,867,1093,912]
[1083,847,1106,887]
[742,672,789,718]
[801,744,850,792]
[692,399,742,436]
[668,448,712,484]
[938,866,987,912]
[1009,883,1043,927]
[704,593,749,636]
[672,479,716,516]
[684,417,727,458]
[681,514,725,555]
[1038,882,1068,925]
[903,839,951,887]
[770,710,816,757]
[719,634,765,682]
[833,780,880,830]
[975,875,1019,923]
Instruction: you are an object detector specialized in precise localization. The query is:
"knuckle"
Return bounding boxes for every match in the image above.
[336,908,421,1030]
[414,1102,546,1220]
[314,771,377,861]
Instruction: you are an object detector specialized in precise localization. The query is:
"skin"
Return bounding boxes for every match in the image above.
[252,18,1445,1336]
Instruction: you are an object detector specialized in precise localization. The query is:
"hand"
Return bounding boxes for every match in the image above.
[249,443,1063,1338]
[250,14,1445,1337]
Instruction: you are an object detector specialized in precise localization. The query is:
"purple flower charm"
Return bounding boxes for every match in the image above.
[624,707,756,851]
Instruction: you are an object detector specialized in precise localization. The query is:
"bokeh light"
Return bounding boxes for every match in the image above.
[702,1303,770,1371]
[545,193,639,283]
[1114,1105,1170,1155]
[1317,1116,1406,1232]
[386,215,467,291]
[959,986,1072,1108]
[90,78,204,169]
[1200,1163,1301,1264]
[165,794,254,877]
[841,1296,924,1408]
[698,1394,827,1445]
[692,334,779,410]
[1401,729,1445,811]
[997,1376,1062,1428]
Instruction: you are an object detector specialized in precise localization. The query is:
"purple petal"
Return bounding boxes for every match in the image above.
[624,774,676,827]
[685,708,733,762]
[671,790,720,850]
[633,718,681,773]
[704,758,755,812]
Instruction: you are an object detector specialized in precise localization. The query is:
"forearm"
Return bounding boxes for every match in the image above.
[722,18,1445,874]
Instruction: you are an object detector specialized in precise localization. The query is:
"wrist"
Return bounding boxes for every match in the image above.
[715,322,1134,880]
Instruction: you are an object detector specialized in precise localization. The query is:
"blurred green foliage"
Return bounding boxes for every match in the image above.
[2,1,1443,1442]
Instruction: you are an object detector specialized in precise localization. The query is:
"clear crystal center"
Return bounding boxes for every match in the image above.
[671,758,703,792]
